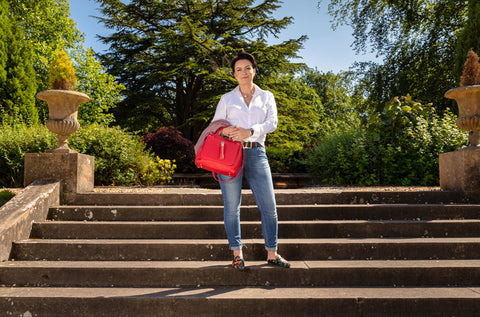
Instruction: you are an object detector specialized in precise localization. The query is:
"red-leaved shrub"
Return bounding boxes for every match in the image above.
[143,127,195,173]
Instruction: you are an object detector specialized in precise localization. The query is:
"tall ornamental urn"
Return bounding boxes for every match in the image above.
[445,85,480,146]
[24,51,94,195]
[440,49,480,192]
[36,89,89,153]
[35,51,90,153]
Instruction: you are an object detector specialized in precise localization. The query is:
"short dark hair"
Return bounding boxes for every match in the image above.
[231,50,257,72]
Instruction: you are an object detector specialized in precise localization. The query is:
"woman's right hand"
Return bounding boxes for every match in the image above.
[221,126,250,141]
[220,126,236,138]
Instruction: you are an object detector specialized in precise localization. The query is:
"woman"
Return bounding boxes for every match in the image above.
[212,50,290,270]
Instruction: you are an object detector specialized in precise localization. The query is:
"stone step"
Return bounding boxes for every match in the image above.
[48,204,480,221]
[65,189,471,206]
[5,186,480,316]
[0,287,479,316]
[172,172,318,189]
[1,260,479,288]
[30,220,480,239]
[11,238,480,261]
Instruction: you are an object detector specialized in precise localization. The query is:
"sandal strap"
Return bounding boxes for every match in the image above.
[267,254,291,268]
[232,255,245,270]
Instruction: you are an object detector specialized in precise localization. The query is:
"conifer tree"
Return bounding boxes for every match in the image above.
[0,0,8,86]
[0,0,38,124]
[455,0,480,83]
[94,0,306,138]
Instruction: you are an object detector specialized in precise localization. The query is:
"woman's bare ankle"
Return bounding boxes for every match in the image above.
[267,251,277,260]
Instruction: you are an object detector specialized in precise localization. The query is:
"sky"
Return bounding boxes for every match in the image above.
[68,0,379,73]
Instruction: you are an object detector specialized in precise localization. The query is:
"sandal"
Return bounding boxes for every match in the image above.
[267,254,291,268]
[232,255,245,270]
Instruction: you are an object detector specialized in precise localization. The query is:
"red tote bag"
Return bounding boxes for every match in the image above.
[195,129,245,182]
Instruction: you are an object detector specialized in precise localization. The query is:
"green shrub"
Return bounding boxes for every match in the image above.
[0,190,15,207]
[305,96,469,185]
[0,124,56,187]
[69,123,175,186]
[267,141,308,173]
[0,123,175,187]
[304,129,380,185]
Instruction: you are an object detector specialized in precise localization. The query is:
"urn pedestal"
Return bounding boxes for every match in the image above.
[439,148,480,191]
[24,152,94,195]
[441,86,480,191]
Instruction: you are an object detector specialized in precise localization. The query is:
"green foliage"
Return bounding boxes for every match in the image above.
[94,0,306,139]
[0,190,15,207]
[0,1,6,86]
[69,123,175,186]
[262,73,323,145]
[255,73,322,172]
[262,69,367,173]
[0,123,56,187]
[8,0,83,92]
[72,48,125,125]
[8,0,123,124]
[323,0,467,113]
[455,0,480,81]
[0,123,175,188]
[0,0,38,124]
[305,129,376,184]
[267,141,306,173]
[306,95,469,185]
[303,69,362,136]
[48,50,77,90]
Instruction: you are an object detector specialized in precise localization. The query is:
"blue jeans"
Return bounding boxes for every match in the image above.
[217,147,278,252]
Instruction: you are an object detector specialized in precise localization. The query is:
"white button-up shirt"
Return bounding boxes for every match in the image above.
[212,84,278,146]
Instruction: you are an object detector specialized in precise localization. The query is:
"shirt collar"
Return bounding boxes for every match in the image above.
[235,84,262,96]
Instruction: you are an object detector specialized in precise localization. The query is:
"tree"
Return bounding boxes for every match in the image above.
[260,73,323,146]
[8,0,83,91]
[93,0,307,139]
[72,48,125,125]
[255,73,323,172]
[0,0,38,124]
[8,0,124,124]
[455,0,480,79]
[303,69,362,132]
[321,0,468,112]
[0,0,7,87]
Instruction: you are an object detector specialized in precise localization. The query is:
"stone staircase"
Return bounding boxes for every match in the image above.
[1,188,480,316]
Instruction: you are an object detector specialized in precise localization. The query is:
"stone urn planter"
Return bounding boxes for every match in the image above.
[36,89,90,153]
[444,85,480,147]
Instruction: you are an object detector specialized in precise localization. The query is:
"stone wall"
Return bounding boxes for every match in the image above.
[0,179,61,261]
